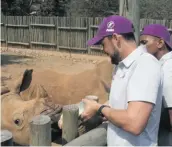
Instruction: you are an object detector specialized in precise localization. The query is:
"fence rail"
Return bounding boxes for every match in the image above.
[1,15,172,55]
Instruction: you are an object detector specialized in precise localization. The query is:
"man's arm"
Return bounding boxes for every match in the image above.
[99,101,153,135]
[83,98,154,135]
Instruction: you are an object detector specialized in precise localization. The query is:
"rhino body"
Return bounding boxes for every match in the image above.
[19,60,113,105]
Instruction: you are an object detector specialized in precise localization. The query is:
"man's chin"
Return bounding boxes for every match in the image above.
[110,56,119,65]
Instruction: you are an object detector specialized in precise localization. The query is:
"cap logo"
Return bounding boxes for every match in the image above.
[106,21,115,32]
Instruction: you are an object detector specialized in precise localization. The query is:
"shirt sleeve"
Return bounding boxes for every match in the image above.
[162,60,172,108]
[127,54,162,104]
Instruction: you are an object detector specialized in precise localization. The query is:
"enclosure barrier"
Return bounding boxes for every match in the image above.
[1,15,172,56]
[1,106,107,146]
[62,104,79,145]
[0,95,105,146]
[29,115,52,146]
[64,122,107,146]
[1,130,13,146]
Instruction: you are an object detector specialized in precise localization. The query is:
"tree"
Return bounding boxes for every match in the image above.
[54,0,68,16]
[36,0,56,16]
[1,0,68,16]
[1,0,9,15]
[1,0,172,19]
[140,0,172,20]
[66,0,119,17]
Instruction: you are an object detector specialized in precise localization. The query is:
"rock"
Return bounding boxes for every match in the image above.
[92,60,97,64]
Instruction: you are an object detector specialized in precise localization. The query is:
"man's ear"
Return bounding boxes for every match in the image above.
[112,33,118,41]
[157,39,165,49]
[112,33,121,48]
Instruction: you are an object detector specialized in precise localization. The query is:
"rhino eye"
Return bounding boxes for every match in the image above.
[13,113,24,128]
[14,119,21,125]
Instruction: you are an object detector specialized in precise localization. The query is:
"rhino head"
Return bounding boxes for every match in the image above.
[1,69,62,145]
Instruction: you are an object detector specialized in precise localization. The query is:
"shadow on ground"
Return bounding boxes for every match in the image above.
[1,54,33,66]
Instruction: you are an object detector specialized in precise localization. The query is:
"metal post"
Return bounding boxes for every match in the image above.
[1,130,13,146]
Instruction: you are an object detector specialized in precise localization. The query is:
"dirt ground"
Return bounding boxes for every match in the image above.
[1,47,113,104]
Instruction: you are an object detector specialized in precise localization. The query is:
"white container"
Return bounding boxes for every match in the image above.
[77,95,99,116]
[85,95,99,102]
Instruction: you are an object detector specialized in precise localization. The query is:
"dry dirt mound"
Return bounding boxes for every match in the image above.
[20,60,113,105]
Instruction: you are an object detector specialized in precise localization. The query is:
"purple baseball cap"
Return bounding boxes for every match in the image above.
[141,24,172,50]
[87,15,134,46]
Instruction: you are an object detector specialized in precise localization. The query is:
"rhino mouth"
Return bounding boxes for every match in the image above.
[40,101,62,124]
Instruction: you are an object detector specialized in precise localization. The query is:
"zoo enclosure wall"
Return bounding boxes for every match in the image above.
[1,15,172,56]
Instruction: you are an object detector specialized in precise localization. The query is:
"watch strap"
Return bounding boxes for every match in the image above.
[97,105,110,117]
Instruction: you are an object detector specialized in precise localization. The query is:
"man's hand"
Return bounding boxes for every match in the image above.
[81,98,101,121]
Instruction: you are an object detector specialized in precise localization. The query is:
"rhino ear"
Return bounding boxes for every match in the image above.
[12,69,33,94]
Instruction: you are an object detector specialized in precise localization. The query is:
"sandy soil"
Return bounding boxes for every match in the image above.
[1,47,113,104]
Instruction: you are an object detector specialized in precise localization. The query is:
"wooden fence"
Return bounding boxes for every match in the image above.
[1,15,172,55]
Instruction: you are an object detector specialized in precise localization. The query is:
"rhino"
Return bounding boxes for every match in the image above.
[1,60,113,145]
[1,69,62,145]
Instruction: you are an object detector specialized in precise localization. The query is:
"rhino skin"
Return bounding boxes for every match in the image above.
[19,60,113,105]
[1,86,10,95]
[1,69,62,145]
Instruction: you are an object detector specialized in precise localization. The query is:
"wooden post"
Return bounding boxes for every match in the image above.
[56,16,59,51]
[64,122,107,146]
[29,16,32,49]
[119,0,129,17]
[1,130,13,146]
[130,0,140,45]
[62,104,79,145]
[29,115,51,146]
[119,0,140,45]
[1,15,7,48]
[87,18,91,54]
[5,16,8,49]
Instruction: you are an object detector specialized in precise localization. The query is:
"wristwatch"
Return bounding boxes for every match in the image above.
[97,105,110,117]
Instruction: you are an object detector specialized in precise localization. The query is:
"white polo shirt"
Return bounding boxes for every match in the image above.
[160,51,172,108]
[107,45,163,146]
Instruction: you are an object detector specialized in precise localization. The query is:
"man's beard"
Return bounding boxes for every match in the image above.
[110,51,120,65]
